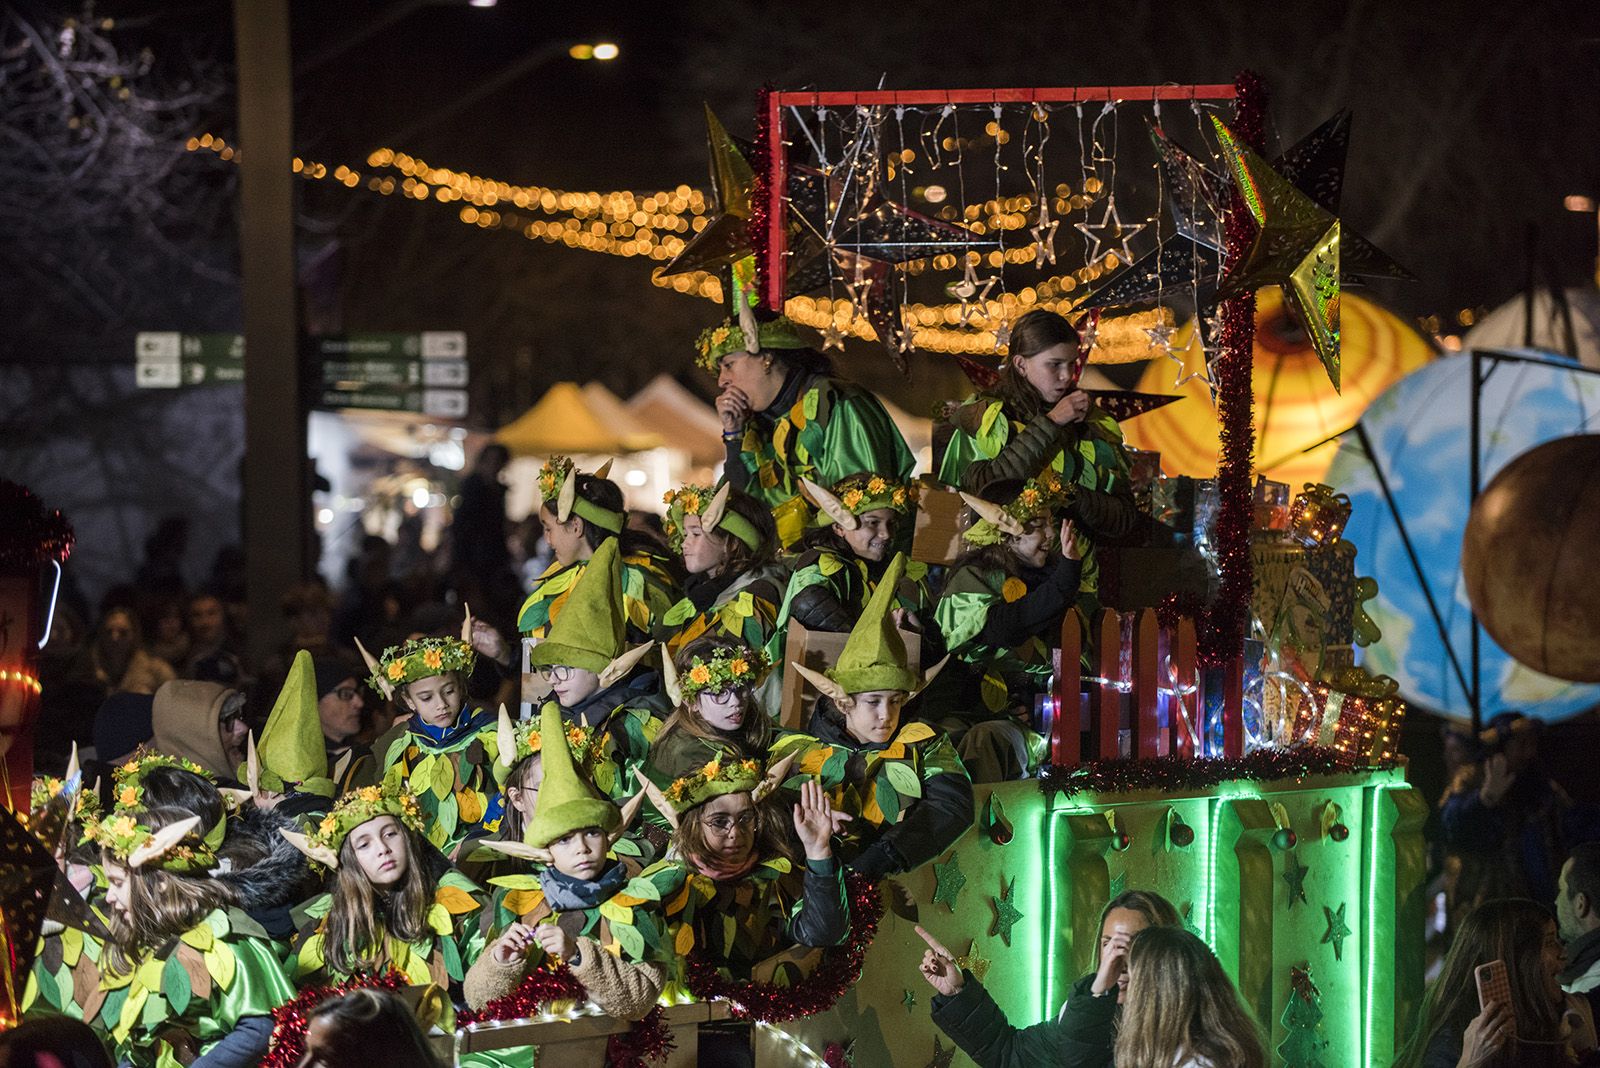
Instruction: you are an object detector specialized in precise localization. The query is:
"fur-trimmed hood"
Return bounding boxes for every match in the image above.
[215,803,320,919]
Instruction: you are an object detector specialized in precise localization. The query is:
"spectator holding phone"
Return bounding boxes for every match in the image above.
[1395,898,1597,1068]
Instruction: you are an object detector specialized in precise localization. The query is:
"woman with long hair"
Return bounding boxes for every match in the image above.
[86,800,295,1067]
[700,312,913,548]
[657,483,788,668]
[1112,927,1267,1068]
[921,889,1181,1068]
[283,781,486,999]
[516,456,680,642]
[1395,898,1597,1068]
[932,476,1083,781]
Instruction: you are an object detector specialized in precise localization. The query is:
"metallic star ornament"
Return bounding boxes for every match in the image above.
[931,853,966,911]
[1212,116,1343,390]
[956,940,992,983]
[788,164,992,265]
[1148,118,1231,251]
[949,257,999,326]
[1144,319,1177,354]
[820,321,847,351]
[1031,204,1061,268]
[1074,196,1145,267]
[1282,852,1310,909]
[990,877,1024,946]
[660,107,755,278]
[926,1037,956,1068]
[1322,903,1352,961]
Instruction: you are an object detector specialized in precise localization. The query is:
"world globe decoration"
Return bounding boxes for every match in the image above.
[1324,350,1600,722]
[1462,435,1600,683]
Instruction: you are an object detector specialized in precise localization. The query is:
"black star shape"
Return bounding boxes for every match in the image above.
[1282,852,1310,910]
[927,1037,956,1068]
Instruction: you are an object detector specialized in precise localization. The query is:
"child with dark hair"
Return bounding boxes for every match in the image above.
[298,988,441,1068]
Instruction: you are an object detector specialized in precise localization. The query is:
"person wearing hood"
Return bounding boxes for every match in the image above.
[150,678,250,783]
[778,552,973,883]
[363,631,503,855]
[464,704,673,1066]
[516,456,680,644]
[528,538,668,809]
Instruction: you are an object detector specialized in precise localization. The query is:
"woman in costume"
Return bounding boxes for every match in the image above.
[702,313,914,548]
[85,803,296,1067]
[516,456,681,642]
[781,553,972,883]
[937,308,1136,606]
[464,705,671,1060]
[657,482,788,673]
[282,781,487,999]
[526,538,666,807]
[933,477,1083,782]
[361,634,504,854]
[769,473,931,660]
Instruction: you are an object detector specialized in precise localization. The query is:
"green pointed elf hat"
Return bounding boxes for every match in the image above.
[251,650,335,797]
[523,701,620,849]
[528,538,655,682]
[826,552,919,694]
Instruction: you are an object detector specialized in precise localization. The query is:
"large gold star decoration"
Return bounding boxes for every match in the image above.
[660,106,755,278]
[955,939,992,983]
[1211,116,1343,391]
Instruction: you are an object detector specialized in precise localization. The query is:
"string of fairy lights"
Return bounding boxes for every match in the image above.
[186,133,1171,357]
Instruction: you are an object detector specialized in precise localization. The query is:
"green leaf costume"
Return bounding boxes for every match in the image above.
[292,869,487,989]
[382,707,505,852]
[659,563,789,663]
[516,547,680,640]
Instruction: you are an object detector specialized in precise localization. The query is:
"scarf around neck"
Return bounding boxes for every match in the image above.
[408,704,493,749]
[538,858,628,911]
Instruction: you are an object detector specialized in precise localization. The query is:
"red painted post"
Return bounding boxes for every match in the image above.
[1174,618,1198,759]
[1133,609,1161,759]
[763,90,787,312]
[1092,610,1122,760]
[1222,655,1245,758]
[1052,611,1083,766]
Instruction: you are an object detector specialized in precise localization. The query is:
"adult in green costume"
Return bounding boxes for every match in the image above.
[936,309,1136,603]
[779,552,972,882]
[516,455,681,642]
[933,477,1083,782]
[768,473,934,668]
[657,482,788,717]
[699,314,914,548]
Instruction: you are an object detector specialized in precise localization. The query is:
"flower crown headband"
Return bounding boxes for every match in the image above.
[85,810,225,873]
[661,643,770,706]
[539,455,623,533]
[802,474,915,530]
[491,703,602,786]
[661,482,761,554]
[280,780,425,870]
[959,469,1071,546]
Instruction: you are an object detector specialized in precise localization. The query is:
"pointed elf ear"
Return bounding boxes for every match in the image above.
[701,482,732,532]
[355,637,393,700]
[739,298,761,355]
[65,741,79,784]
[753,753,797,803]
[594,459,614,480]
[461,602,475,644]
[246,731,261,795]
[599,640,655,691]
[959,492,1026,537]
[129,816,202,869]
[659,647,684,707]
[556,467,578,523]
[480,839,554,865]
[791,662,848,707]
[496,704,517,770]
[611,786,648,846]
[913,654,952,699]
[801,477,858,531]
[634,769,678,831]
[281,828,340,869]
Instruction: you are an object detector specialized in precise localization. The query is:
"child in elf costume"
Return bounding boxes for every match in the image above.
[647,637,775,779]
[769,474,931,661]
[517,456,680,642]
[933,477,1084,781]
[245,649,338,819]
[282,779,488,998]
[464,704,673,1043]
[79,801,296,1067]
[362,634,504,853]
[527,537,666,807]
[636,749,850,983]
[780,552,974,883]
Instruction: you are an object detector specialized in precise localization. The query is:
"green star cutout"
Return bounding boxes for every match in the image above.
[932,853,966,911]
[1322,903,1351,961]
[990,877,1024,946]
[902,988,917,1012]
[1282,852,1310,910]
[927,1037,956,1068]
[1109,869,1127,900]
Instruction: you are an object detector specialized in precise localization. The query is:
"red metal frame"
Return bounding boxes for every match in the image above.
[760,83,1240,310]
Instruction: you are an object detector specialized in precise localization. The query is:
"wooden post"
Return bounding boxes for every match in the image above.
[1052,611,1083,765]
[1174,617,1199,759]
[1089,610,1122,759]
[1133,609,1161,758]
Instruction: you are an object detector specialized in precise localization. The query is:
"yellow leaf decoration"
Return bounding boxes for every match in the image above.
[204,943,235,991]
[503,889,543,917]
[456,788,484,825]
[1001,577,1028,603]
[434,885,479,916]
[426,903,452,937]
[674,923,695,955]
[179,923,215,952]
[895,723,937,746]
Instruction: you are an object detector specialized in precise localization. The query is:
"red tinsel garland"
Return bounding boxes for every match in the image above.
[1196,70,1266,667]
[1036,745,1395,801]
[750,83,774,313]
[458,963,674,1068]
[263,970,410,1068]
[0,481,73,571]
[683,871,883,1023]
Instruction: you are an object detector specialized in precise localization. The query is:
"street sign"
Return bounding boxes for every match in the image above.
[135,332,245,388]
[313,332,468,417]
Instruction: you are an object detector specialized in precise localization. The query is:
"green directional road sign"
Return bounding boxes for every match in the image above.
[135,332,245,387]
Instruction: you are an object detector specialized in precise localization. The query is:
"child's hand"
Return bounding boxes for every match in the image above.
[1059,519,1081,562]
[533,924,577,963]
[490,923,536,965]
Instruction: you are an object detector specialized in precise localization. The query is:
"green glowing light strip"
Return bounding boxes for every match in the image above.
[1364,782,1396,1066]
